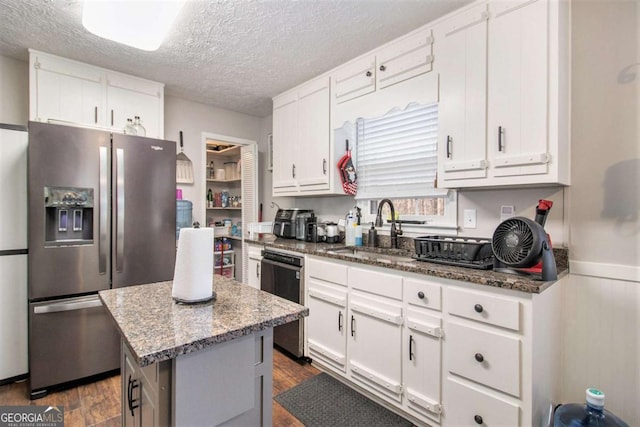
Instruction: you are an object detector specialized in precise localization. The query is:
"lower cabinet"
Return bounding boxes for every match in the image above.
[246,244,262,289]
[122,342,170,427]
[305,255,562,427]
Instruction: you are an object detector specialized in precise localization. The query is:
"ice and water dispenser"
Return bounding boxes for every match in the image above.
[44,186,94,245]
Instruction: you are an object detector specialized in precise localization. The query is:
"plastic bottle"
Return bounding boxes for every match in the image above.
[554,389,629,427]
[207,189,213,207]
[345,210,356,246]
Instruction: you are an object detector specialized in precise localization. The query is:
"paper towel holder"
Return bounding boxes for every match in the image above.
[172,221,216,304]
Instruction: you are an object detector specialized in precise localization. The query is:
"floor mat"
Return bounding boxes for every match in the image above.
[274,373,412,427]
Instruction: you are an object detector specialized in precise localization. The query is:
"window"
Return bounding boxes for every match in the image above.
[353,102,457,233]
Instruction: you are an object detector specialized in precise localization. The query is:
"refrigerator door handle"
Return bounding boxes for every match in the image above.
[116,148,125,273]
[99,146,108,275]
[33,295,103,314]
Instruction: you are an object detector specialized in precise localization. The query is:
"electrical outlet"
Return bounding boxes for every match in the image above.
[500,205,515,221]
[463,209,477,229]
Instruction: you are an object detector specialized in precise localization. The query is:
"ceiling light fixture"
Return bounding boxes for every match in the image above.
[82,0,186,51]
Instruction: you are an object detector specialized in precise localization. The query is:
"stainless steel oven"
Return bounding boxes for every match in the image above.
[260,249,304,358]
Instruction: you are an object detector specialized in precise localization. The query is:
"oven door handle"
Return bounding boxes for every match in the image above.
[261,258,303,272]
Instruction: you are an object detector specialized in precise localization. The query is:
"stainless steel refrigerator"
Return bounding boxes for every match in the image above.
[0,124,28,384]
[28,121,176,398]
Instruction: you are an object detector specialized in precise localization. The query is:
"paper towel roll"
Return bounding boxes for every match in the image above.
[172,227,215,303]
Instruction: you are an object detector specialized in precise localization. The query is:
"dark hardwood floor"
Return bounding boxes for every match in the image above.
[0,349,320,427]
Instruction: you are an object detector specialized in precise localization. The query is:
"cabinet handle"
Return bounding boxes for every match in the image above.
[446,135,453,158]
[351,315,355,337]
[127,374,139,416]
[323,158,327,175]
[379,65,386,71]
[474,353,484,363]
[474,414,484,425]
[292,164,296,178]
[338,311,343,332]
[417,291,425,299]
[366,70,372,77]
[256,263,260,278]
[111,109,114,126]
[474,304,484,313]
[498,126,504,152]
[94,106,98,124]
[409,335,415,361]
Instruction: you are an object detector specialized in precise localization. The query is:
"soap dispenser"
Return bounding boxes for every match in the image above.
[345,210,356,246]
[367,222,377,248]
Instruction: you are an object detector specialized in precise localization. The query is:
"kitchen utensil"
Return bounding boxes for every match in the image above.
[337,139,357,195]
[176,131,194,184]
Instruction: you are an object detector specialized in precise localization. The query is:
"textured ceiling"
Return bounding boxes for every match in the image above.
[0,0,471,117]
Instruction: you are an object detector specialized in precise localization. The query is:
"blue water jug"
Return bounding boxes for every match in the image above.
[554,388,629,426]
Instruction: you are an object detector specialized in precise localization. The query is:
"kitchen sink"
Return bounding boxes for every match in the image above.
[322,247,417,264]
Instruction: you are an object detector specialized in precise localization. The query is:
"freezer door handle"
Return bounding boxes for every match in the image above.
[116,148,125,273]
[99,146,108,275]
[33,296,103,314]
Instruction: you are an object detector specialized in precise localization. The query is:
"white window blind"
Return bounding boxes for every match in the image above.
[355,102,438,200]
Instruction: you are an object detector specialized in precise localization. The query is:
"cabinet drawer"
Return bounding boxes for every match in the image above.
[445,379,520,427]
[247,245,262,259]
[447,322,520,397]
[307,258,347,286]
[404,277,441,311]
[350,267,402,300]
[447,287,520,331]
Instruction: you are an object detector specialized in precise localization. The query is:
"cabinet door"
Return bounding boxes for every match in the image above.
[438,4,489,184]
[444,379,520,427]
[106,75,163,139]
[349,293,403,402]
[377,28,434,89]
[139,381,157,427]
[332,56,376,103]
[307,280,348,372]
[403,310,443,424]
[32,56,103,126]
[272,92,298,192]
[488,0,550,178]
[247,257,261,289]
[296,77,330,189]
[122,345,139,427]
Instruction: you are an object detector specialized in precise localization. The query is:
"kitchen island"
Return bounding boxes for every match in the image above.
[99,277,308,427]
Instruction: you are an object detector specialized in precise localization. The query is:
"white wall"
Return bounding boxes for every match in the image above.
[0,55,28,126]
[560,1,639,425]
[165,96,262,225]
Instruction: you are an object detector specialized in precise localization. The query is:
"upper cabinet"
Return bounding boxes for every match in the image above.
[332,28,434,105]
[29,50,164,139]
[272,76,331,196]
[437,0,569,188]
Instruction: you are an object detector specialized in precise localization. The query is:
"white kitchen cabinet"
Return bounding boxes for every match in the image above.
[438,3,489,184]
[333,56,376,104]
[348,267,403,403]
[332,28,433,105]
[487,0,550,179]
[376,28,434,90]
[106,72,164,139]
[272,76,331,196]
[246,244,262,289]
[436,0,569,188]
[30,52,104,126]
[306,257,348,373]
[402,277,443,425]
[29,50,164,139]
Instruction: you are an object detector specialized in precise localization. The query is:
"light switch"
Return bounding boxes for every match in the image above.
[463,209,477,229]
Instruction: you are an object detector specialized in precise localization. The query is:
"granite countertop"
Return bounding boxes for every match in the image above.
[99,277,308,367]
[246,237,568,294]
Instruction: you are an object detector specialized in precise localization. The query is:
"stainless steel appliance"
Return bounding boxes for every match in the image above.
[0,124,28,384]
[260,249,304,357]
[296,212,315,241]
[27,121,176,398]
[272,208,313,239]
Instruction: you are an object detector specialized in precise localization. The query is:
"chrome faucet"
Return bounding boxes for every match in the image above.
[375,199,403,249]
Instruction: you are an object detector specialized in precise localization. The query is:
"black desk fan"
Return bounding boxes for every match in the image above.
[491,200,558,281]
